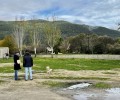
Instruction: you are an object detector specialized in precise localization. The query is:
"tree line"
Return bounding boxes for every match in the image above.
[64,33,120,54]
[0,17,120,55]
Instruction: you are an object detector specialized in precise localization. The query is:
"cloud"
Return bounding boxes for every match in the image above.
[0,0,120,29]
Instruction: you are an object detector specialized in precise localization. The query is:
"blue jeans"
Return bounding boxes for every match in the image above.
[14,70,18,80]
[25,67,32,80]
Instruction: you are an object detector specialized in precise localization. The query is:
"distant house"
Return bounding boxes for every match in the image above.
[0,47,9,58]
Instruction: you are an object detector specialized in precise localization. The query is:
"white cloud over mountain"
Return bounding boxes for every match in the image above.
[0,0,120,29]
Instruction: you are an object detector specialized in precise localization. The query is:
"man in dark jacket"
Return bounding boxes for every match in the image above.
[13,52,21,80]
[23,51,33,81]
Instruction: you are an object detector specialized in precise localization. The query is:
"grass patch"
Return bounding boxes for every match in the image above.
[42,81,67,88]
[92,82,111,89]
[0,66,24,73]
[43,76,109,80]
[0,57,120,73]
[33,57,120,71]
[0,58,14,63]
[0,80,5,84]
[103,72,116,74]
[0,67,14,73]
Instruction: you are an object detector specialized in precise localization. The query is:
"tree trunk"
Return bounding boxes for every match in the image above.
[34,47,37,57]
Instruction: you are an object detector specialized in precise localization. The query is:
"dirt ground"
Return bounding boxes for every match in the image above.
[0,63,120,100]
[0,76,71,100]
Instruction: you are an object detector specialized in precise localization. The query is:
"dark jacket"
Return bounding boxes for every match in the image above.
[13,54,21,70]
[23,53,33,67]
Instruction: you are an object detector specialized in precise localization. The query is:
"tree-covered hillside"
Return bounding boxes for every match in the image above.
[92,26,120,38]
[0,20,120,39]
[55,21,90,37]
[0,21,13,39]
[54,21,120,38]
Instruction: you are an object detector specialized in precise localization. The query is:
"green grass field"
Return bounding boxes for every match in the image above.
[34,57,120,71]
[0,57,120,73]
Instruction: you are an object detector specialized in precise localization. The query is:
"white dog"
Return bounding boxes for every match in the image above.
[46,66,52,74]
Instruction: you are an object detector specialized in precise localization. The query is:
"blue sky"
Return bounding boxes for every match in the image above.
[0,0,120,29]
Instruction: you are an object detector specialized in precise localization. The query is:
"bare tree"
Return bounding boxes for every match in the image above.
[28,19,42,57]
[12,16,26,56]
[60,38,70,53]
[42,16,61,56]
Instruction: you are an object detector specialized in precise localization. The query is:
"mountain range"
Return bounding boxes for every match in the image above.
[0,20,120,39]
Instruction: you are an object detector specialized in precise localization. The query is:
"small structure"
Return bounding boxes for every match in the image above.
[46,47,54,54]
[0,47,9,58]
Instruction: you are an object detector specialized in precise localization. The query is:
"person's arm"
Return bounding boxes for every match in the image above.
[31,57,33,66]
[23,56,25,67]
[14,55,17,64]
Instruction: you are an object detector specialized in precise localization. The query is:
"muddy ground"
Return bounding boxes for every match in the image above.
[0,63,120,100]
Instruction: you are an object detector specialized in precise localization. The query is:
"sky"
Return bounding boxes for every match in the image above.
[0,0,120,29]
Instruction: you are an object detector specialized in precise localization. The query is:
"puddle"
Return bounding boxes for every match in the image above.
[64,82,91,90]
[73,88,120,100]
[60,82,120,100]
[104,88,120,100]
[73,93,105,100]
[106,88,120,94]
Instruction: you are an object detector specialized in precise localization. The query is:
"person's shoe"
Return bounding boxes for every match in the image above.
[30,79,33,80]
[17,78,20,80]
[15,78,18,81]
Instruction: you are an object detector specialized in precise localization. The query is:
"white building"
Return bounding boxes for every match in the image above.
[0,47,9,58]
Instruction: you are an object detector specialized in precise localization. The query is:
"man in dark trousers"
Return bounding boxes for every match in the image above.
[13,52,21,80]
[23,51,33,81]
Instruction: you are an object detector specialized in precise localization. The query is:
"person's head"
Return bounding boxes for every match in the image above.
[25,49,29,52]
[25,51,30,56]
[16,52,20,56]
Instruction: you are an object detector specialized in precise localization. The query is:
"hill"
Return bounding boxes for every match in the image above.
[54,21,120,38]
[0,20,120,39]
[0,21,13,39]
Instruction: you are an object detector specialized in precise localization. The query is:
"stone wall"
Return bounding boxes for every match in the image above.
[39,54,120,60]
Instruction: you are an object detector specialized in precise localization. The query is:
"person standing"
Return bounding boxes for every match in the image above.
[13,52,21,80]
[23,51,33,81]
